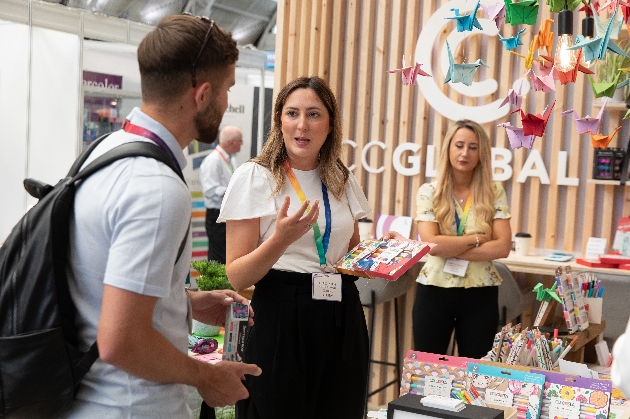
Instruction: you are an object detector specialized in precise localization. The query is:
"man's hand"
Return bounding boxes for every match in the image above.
[190,289,254,326]
[197,361,261,407]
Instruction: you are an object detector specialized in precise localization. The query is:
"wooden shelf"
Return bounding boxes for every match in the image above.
[587,179,629,185]
[593,99,629,111]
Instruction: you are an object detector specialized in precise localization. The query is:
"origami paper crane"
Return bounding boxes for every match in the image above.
[387,55,432,85]
[511,100,555,137]
[446,0,483,32]
[499,28,526,51]
[548,0,583,12]
[526,68,556,92]
[443,40,489,86]
[480,1,506,29]
[533,283,562,304]
[540,50,595,84]
[597,0,630,13]
[533,19,554,55]
[533,59,557,79]
[504,0,539,26]
[561,97,608,134]
[586,126,622,148]
[595,8,623,40]
[568,5,630,62]
[497,122,536,149]
[511,38,545,69]
[588,72,622,98]
[498,82,524,109]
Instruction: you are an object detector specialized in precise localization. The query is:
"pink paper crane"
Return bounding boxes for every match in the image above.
[480,1,507,30]
[387,55,432,85]
[512,101,556,137]
[561,98,608,134]
[497,122,536,149]
[526,68,556,92]
[499,82,524,109]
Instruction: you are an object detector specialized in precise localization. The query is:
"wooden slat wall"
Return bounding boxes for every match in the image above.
[274,0,630,406]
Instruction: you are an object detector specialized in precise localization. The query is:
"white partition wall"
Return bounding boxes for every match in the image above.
[0,21,29,240]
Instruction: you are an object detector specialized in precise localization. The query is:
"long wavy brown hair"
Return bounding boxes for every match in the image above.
[433,120,494,236]
[251,76,349,200]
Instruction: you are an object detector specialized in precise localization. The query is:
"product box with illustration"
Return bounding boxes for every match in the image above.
[334,238,433,280]
[222,302,249,362]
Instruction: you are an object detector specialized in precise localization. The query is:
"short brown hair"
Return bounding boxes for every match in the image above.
[137,15,238,103]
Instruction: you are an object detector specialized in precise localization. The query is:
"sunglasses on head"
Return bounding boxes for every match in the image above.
[183,13,215,88]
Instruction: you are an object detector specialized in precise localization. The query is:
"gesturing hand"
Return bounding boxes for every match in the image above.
[273,195,320,247]
[198,361,261,407]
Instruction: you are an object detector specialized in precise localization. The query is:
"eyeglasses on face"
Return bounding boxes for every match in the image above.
[183,13,215,88]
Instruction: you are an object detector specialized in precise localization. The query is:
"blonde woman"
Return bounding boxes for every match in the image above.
[219,77,371,419]
[413,119,512,358]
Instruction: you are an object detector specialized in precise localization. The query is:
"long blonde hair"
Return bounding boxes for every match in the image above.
[433,120,494,236]
[251,77,349,200]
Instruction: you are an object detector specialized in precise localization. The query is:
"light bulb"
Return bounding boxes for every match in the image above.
[554,34,578,72]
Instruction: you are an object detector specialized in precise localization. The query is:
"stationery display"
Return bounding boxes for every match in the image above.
[555,266,589,333]
[536,370,612,419]
[334,238,433,280]
[221,302,249,362]
[388,394,505,419]
[482,324,575,370]
[465,363,545,419]
[399,350,476,399]
[532,282,562,327]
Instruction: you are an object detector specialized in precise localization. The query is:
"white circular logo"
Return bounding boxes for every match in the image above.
[415,0,513,123]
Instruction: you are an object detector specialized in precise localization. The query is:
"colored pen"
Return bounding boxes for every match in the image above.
[552,336,579,368]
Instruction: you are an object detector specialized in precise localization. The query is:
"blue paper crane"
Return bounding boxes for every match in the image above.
[498,28,526,51]
[568,4,630,62]
[445,0,483,32]
[443,40,489,86]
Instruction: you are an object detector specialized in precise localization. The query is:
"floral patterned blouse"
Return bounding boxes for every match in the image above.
[415,181,511,288]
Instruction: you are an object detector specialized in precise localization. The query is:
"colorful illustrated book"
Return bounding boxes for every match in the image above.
[399,350,476,398]
[536,370,612,419]
[334,238,433,281]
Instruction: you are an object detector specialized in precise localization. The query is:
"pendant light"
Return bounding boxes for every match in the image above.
[580,5,595,68]
[554,0,578,72]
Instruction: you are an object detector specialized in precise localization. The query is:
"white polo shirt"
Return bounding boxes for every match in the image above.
[63,108,193,418]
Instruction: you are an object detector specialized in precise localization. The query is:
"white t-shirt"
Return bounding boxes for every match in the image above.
[218,161,372,273]
[63,108,193,418]
[612,320,630,397]
[199,145,237,209]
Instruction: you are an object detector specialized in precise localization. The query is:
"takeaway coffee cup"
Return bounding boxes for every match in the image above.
[514,232,532,256]
[358,218,373,241]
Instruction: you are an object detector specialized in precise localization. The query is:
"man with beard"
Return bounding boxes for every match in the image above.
[200,125,243,264]
[62,15,260,419]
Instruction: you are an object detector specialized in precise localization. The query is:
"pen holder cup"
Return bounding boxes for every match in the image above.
[584,297,603,324]
[486,403,517,419]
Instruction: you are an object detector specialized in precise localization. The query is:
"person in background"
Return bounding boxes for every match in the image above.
[200,125,243,263]
[413,119,512,358]
[62,15,260,418]
[219,76,372,419]
[612,319,630,396]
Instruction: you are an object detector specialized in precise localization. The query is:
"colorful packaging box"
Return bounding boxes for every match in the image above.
[221,302,249,362]
[466,362,546,419]
[535,370,612,419]
[399,350,475,398]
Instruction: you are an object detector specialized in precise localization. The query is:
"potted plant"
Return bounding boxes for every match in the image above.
[595,36,630,101]
[190,260,233,337]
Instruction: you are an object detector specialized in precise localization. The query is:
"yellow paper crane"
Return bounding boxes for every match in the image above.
[511,37,545,69]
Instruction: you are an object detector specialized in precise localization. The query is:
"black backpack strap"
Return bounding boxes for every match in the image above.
[66,133,113,177]
[73,141,185,184]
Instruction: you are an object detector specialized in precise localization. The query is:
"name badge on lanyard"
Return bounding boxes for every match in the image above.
[444,194,471,277]
[283,161,339,300]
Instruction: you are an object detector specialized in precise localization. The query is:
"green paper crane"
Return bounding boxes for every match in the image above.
[505,0,539,25]
[588,72,622,98]
[533,282,562,303]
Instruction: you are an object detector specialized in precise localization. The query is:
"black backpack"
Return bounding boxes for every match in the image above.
[0,135,186,418]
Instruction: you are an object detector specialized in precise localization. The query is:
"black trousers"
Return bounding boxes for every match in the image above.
[412,283,499,359]
[237,270,369,419]
[205,208,226,264]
